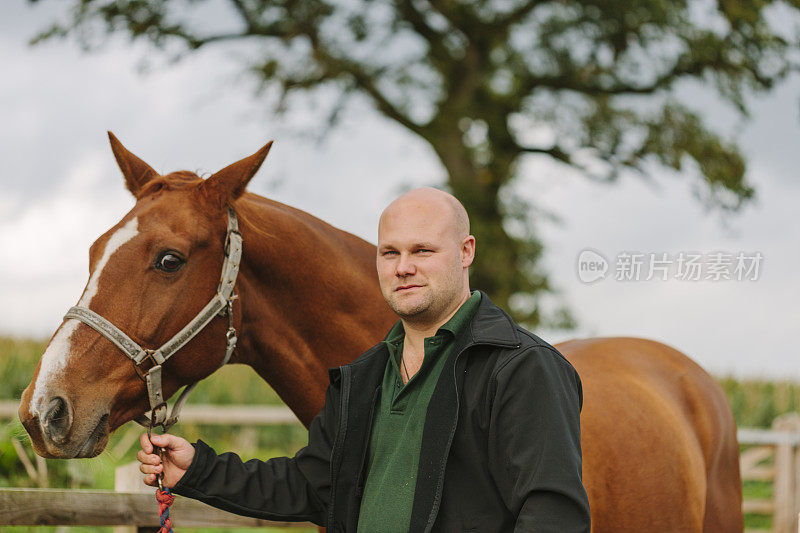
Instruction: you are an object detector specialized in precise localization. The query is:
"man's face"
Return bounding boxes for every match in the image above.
[377,199,468,324]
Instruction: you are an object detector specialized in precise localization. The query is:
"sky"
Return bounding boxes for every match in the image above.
[1,1,798,380]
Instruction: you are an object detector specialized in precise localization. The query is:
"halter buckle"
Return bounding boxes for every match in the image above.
[133,349,160,381]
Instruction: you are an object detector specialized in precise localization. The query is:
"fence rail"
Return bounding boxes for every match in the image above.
[0,487,313,528]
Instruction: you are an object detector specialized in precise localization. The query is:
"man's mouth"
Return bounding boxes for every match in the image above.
[396,284,423,292]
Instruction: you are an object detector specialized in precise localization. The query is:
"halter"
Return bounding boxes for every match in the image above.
[63,208,243,432]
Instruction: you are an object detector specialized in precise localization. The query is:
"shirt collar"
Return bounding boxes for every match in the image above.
[437,290,481,338]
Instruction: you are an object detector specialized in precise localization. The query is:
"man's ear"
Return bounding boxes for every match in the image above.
[108,131,159,197]
[198,141,274,202]
[461,235,476,268]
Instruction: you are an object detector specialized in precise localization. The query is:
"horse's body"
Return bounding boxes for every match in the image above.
[564,337,743,531]
[19,135,743,531]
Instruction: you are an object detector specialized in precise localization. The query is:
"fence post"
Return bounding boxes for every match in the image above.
[791,413,800,532]
[114,461,151,533]
[774,414,800,533]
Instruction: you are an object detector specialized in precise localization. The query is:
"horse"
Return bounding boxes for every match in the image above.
[19,134,744,531]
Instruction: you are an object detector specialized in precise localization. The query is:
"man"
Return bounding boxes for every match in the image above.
[138,187,591,532]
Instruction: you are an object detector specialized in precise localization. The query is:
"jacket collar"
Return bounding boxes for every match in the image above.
[466,290,521,348]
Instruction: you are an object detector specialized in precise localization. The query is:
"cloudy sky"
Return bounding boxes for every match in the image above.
[2,1,798,380]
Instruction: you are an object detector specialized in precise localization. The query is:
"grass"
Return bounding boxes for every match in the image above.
[718,375,800,428]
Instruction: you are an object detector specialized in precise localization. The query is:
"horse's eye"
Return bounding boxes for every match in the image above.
[156,252,184,273]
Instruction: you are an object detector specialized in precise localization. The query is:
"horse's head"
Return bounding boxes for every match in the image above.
[19,133,272,458]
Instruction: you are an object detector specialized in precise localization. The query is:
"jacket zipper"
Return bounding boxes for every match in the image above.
[418,346,468,533]
[422,340,519,533]
[327,365,351,531]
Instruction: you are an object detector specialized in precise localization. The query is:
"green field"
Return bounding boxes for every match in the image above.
[2,337,798,531]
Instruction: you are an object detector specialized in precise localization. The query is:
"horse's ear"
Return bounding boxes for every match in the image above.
[107,132,159,197]
[200,141,274,201]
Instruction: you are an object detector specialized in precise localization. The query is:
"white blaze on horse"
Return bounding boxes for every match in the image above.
[19,134,744,532]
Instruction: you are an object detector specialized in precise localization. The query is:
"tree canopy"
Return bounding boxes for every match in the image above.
[31,0,800,326]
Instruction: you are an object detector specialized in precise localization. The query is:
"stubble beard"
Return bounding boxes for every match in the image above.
[385,269,464,325]
[386,288,437,320]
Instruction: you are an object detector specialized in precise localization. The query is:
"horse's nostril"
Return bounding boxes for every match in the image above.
[43,396,72,444]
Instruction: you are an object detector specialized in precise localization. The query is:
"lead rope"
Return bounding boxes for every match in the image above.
[148,423,175,533]
[156,487,175,533]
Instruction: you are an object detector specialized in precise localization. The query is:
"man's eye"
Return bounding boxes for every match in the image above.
[382,251,399,256]
[155,252,185,272]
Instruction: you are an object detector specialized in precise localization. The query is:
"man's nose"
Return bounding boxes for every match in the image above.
[396,253,416,276]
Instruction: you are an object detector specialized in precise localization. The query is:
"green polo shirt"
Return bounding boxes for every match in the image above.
[357,290,481,532]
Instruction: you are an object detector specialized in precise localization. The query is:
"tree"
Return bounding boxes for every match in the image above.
[31,0,799,326]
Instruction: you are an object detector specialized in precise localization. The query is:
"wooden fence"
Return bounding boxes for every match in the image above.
[2,402,800,531]
[0,487,314,529]
[739,413,800,533]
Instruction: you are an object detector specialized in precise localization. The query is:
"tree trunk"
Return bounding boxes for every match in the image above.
[430,130,547,325]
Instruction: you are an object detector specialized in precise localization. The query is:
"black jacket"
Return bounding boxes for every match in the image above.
[172,292,591,532]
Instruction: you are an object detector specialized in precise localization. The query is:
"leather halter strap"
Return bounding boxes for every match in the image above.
[63,208,243,432]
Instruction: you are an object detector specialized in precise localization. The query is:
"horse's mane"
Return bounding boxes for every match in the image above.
[235,191,377,254]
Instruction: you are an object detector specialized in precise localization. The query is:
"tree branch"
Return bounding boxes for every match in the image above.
[336,59,427,134]
[515,143,571,165]
[394,0,452,63]
[300,24,429,135]
[424,0,480,43]
[491,1,541,30]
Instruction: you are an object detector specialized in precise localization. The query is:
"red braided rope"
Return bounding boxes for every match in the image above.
[156,487,175,533]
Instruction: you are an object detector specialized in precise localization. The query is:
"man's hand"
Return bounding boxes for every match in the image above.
[137,433,195,489]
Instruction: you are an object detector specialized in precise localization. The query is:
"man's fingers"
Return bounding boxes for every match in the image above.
[143,473,158,487]
[137,450,161,465]
[149,433,178,449]
[139,433,153,454]
[140,432,184,454]
[149,433,167,448]
[139,462,163,475]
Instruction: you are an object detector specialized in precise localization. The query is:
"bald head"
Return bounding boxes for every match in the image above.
[379,187,469,240]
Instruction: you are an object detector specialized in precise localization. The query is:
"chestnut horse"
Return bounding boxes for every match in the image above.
[19,134,743,532]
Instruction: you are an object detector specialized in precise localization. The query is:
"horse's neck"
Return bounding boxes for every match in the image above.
[232,195,396,425]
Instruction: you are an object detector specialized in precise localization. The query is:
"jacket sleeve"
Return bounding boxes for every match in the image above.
[170,385,339,526]
[487,344,591,532]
